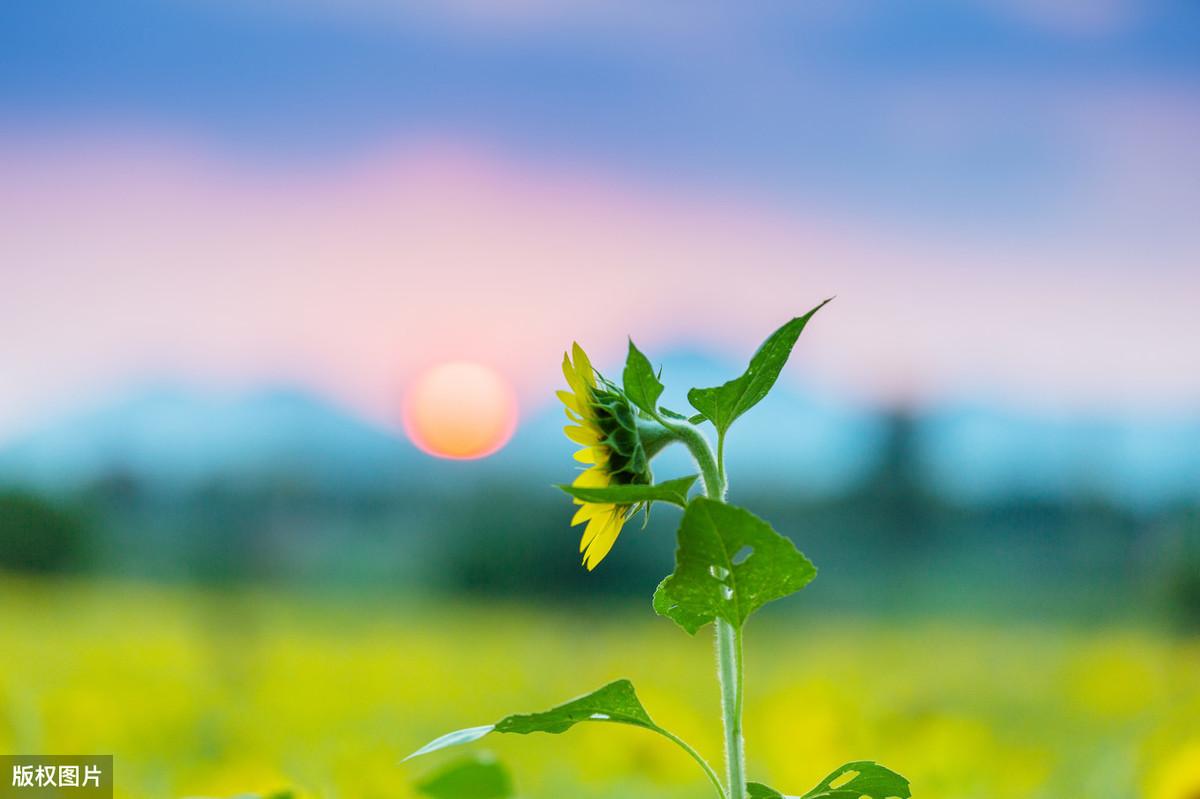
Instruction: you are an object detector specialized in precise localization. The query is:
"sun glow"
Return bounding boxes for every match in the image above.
[402,362,518,460]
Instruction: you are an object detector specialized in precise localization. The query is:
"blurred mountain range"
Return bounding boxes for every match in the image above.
[1,352,1198,509]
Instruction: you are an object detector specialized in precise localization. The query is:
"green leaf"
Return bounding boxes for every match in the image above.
[494,679,657,734]
[654,498,816,634]
[747,784,784,799]
[405,680,728,798]
[623,339,665,417]
[405,725,496,760]
[745,761,910,799]
[415,755,513,799]
[556,474,698,508]
[686,299,830,436]
[406,681,654,761]
[799,761,911,799]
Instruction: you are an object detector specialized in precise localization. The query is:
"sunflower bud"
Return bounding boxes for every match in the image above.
[559,343,668,569]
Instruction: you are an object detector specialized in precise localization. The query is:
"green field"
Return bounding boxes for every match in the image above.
[1,580,1197,799]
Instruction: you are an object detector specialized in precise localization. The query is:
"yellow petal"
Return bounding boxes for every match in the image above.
[571,502,611,526]
[583,515,624,570]
[574,445,610,464]
[556,389,582,414]
[564,406,583,423]
[562,352,587,397]
[572,465,609,488]
[564,425,601,447]
[579,508,615,551]
[571,342,596,388]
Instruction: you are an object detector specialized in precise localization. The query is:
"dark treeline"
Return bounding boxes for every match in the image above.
[1,412,1197,628]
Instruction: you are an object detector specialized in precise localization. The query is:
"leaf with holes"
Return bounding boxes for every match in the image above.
[686,299,830,437]
[556,475,698,508]
[800,761,911,799]
[653,498,816,634]
[745,761,910,799]
[415,755,513,799]
[623,339,665,417]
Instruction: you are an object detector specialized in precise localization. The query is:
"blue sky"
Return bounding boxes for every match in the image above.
[1,0,1198,442]
[4,0,1197,232]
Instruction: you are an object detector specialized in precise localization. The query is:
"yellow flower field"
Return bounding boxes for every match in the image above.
[1,579,1197,799]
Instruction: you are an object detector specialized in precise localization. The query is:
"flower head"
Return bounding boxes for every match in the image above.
[559,343,653,570]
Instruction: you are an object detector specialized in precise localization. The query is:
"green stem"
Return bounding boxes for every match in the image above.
[659,418,726,500]
[662,419,743,799]
[715,620,745,799]
[716,431,728,496]
[657,728,729,799]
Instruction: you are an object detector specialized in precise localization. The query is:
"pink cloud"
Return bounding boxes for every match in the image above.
[1,131,1198,440]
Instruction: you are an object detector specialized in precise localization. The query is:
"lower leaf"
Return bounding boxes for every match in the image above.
[747,761,911,799]
[404,680,726,798]
[415,754,513,799]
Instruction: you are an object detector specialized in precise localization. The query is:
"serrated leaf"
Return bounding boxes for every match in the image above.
[653,498,816,634]
[556,475,698,508]
[416,755,513,799]
[623,339,665,417]
[657,407,690,421]
[687,299,830,436]
[799,761,910,799]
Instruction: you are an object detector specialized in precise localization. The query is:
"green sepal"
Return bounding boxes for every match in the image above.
[654,498,816,634]
[588,389,653,485]
[686,299,830,436]
[557,475,698,508]
[747,761,911,799]
[653,406,705,427]
[416,755,513,799]
[623,339,665,417]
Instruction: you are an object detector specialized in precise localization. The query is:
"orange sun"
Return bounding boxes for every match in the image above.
[402,362,518,460]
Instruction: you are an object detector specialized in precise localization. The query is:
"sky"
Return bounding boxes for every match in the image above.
[1,0,1198,439]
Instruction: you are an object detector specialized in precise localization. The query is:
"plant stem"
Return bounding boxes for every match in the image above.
[664,419,743,799]
[716,430,728,496]
[660,419,725,500]
[715,619,745,799]
[658,728,729,799]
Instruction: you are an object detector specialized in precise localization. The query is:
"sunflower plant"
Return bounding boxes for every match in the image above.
[405,301,911,799]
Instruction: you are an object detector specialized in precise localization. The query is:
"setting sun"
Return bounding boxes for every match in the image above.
[402,362,518,460]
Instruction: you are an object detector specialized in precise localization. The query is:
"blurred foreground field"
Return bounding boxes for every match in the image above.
[1,580,1198,799]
